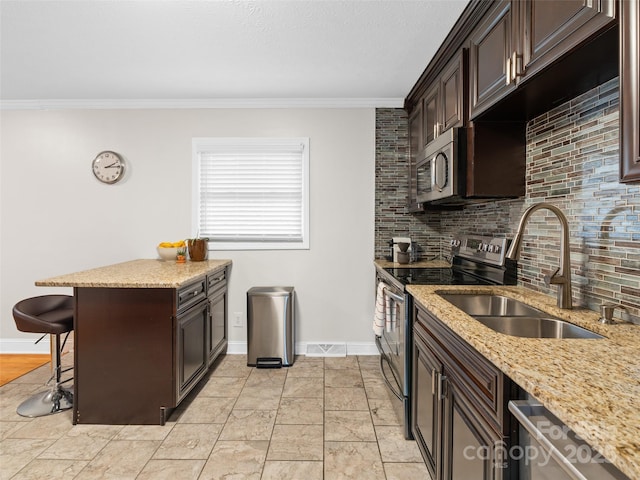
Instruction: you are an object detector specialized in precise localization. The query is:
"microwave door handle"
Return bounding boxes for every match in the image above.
[431,156,437,192]
[434,152,447,192]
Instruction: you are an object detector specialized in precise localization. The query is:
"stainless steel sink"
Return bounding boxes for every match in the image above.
[475,316,604,339]
[438,293,604,339]
[438,293,546,317]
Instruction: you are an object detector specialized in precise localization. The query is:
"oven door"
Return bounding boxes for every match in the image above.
[374,286,413,439]
[376,289,404,400]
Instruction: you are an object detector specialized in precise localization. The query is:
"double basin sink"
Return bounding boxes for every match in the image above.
[438,293,603,339]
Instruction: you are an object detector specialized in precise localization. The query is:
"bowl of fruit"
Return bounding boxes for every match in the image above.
[157,241,186,261]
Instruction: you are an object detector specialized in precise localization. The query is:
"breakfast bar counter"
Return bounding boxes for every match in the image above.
[36,258,231,288]
[37,259,232,425]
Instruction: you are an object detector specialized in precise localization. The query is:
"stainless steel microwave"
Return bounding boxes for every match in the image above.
[416,127,465,204]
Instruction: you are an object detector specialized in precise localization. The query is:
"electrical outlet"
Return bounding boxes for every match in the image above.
[233,312,243,327]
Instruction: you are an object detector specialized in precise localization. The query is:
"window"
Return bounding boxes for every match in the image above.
[192,137,309,250]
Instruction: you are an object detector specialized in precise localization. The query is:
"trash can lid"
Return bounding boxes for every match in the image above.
[247,286,294,296]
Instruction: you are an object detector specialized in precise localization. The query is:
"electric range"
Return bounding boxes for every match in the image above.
[375,235,517,440]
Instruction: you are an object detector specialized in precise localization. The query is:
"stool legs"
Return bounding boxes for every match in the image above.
[17,333,73,417]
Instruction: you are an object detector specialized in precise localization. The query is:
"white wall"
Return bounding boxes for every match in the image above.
[0,108,377,354]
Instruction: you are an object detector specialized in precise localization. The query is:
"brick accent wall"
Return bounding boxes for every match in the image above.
[375,78,639,323]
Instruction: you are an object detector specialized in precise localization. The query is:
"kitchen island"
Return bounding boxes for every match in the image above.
[408,284,640,480]
[36,259,232,425]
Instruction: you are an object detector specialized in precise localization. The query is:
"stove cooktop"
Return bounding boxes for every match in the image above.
[383,267,490,286]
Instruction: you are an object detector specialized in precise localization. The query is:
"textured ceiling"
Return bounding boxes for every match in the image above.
[0,0,469,107]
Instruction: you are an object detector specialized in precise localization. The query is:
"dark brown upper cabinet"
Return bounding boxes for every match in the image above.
[522,0,615,77]
[441,53,466,132]
[469,0,615,119]
[423,83,440,146]
[408,103,423,208]
[469,1,517,119]
[420,50,466,150]
[407,51,466,210]
[620,0,640,183]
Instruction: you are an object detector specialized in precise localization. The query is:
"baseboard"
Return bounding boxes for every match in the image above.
[226,341,248,355]
[225,341,378,356]
[1,338,379,356]
[345,342,379,356]
[0,338,50,354]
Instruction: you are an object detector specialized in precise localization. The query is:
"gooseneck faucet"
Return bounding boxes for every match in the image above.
[506,203,573,309]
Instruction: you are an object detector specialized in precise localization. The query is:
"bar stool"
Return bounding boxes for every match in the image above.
[12,294,74,417]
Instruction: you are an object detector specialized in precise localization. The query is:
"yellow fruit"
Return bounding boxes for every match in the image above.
[158,240,186,248]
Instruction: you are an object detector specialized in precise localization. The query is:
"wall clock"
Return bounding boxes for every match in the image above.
[92,151,125,184]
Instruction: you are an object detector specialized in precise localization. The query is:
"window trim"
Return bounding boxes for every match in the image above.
[192,137,310,251]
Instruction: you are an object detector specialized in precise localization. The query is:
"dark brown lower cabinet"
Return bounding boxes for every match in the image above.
[176,299,208,403]
[73,267,228,425]
[413,332,443,478]
[443,377,505,480]
[207,269,228,365]
[413,304,515,480]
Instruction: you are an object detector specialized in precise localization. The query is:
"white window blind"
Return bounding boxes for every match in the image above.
[193,138,309,250]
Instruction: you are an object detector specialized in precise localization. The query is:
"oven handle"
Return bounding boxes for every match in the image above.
[374,336,403,401]
[383,288,405,305]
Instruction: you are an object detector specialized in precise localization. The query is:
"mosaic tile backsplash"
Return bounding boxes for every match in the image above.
[375,78,639,323]
[374,109,440,261]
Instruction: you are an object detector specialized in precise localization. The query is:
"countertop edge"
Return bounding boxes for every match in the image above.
[35,259,232,289]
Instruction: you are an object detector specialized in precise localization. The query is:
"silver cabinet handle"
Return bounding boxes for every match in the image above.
[506,51,520,85]
[437,374,448,400]
[431,368,437,395]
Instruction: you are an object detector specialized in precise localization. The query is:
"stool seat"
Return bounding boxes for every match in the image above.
[12,294,74,418]
[13,295,73,335]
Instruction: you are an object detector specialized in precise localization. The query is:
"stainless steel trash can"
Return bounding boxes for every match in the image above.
[247,287,295,368]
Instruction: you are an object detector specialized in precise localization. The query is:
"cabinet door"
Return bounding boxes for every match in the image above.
[521,0,614,80]
[176,300,208,401]
[413,328,444,480]
[423,83,440,145]
[440,52,465,132]
[208,289,227,365]
[408,104,423,206]
[469,1,516,119]
[621,0,640,183]
[443,379,506,480]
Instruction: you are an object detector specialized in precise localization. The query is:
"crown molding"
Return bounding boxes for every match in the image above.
[0,97,405,110]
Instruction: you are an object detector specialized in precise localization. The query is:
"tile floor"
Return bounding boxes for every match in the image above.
[0,354,430,479]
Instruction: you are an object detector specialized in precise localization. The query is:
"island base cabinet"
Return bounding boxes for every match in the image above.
[176,300,209,403]
[73,287,175,425]
[73,282,218,425]
[207,269,228,365]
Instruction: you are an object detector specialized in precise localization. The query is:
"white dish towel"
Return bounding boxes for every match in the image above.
[374,281,388,336]
[373,282,396,337]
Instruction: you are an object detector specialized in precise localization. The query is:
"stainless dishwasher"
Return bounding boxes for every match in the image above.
[508,400,630,480]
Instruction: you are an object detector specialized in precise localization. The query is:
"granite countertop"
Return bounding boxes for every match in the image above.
[36,259,232,289]
[407,284,640,479]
